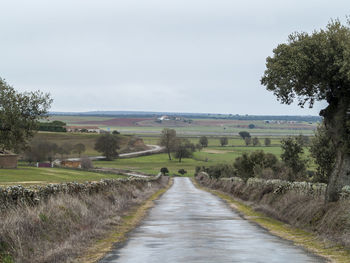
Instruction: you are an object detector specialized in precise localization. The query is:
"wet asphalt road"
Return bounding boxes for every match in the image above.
[100,177,324,263]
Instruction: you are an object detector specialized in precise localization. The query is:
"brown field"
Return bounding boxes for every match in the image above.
[75,118,152,127]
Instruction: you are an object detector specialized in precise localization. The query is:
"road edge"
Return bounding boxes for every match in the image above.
[75,177,174,263]
[191,178,350,263]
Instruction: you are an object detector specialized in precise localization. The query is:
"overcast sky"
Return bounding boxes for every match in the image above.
[0,0,349,115]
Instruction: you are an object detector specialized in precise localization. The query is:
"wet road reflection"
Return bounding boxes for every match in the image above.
[100,177,323,263]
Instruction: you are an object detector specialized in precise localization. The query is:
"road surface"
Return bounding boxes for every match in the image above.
[62,145,164,162]
[100,177,324,263]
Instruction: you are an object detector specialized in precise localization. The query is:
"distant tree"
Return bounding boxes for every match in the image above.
[244,137,252,146]
[24,140,58,163]
[260,19,350,201]
[238,131,251,140]
[178,169,187,176]
[220,137,228,147]
[160,128,177,160]
[252,137,260,146]
[94,134,120,160]
[61,143,73,157]
[298,135,310,146]
[0,78,52,153]
[310,124,336,184]
[160,167,169,175]
[248,124,255,129]
[195,143,203,152]
[73,143,86,157]
[264,138,271,147]
[81,157,93,169]
[280,137,307,180]
[174,138,195,163]
[112,130,120,135]
[199,136,208,147]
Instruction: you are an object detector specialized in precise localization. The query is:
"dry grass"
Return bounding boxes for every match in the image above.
[0,177,169,263]
[196,175,350,249]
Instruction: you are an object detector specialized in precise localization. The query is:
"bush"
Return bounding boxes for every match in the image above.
[234,151,278,181]
[280,136,308,180]
[81,157,93,170]
[178,169,187,175]
[160,167,169,175]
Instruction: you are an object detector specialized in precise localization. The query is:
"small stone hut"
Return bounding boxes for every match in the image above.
[0,152,18,168]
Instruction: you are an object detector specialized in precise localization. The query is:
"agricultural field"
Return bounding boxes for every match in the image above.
[0,166,126,186]
[27,132,146,158]
[48,115,318,136]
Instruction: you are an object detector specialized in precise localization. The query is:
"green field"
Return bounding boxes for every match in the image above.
[0,167,126,186]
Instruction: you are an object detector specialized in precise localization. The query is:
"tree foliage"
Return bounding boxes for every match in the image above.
[264,138,271,146]
[94,134,120,160]
[239,131,251,140]
[261,19,350,201]
[73,143,86,157]
[160,128,177,160]
[199,136,208,147]
[280,136,307,180]
[24,140,58,163]
[173,138,195,163]
[234,150,278,181]
[310,124,336,184]
[220,137,228,147]
[0,78,52,153]
[252,137,260,146]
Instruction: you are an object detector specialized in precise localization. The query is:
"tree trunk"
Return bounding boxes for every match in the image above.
[167,149,172,160]
[322,93,350,202]
[326,151,350,202]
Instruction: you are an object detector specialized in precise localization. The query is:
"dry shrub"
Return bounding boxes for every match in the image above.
[81,157,93,169]
[195,173,350,248]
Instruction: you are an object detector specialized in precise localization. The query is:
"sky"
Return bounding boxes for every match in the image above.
[0,0,349,115]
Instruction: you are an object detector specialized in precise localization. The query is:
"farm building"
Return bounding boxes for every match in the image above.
[65,126,101,133]
[0,152,18,168]
[61,160,82,168]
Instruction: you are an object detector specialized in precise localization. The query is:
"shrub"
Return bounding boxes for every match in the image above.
[81,157,93,170]
[160,167,169,175]
[234,151,278,181]
[178,169,187,175]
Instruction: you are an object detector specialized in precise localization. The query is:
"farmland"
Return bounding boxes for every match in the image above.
[48,114,318,136]
[0,166,126,186]
[0,114,317,184]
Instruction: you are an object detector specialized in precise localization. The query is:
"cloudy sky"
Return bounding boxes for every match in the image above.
[0,0,349,115]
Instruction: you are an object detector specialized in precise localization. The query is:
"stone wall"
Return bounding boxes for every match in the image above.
[0,174,164,209]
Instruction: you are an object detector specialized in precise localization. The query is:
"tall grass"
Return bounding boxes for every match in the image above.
[0,177,168,263]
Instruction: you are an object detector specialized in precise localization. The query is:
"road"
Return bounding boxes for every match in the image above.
[100,177,324,263]
[64,145,164,162]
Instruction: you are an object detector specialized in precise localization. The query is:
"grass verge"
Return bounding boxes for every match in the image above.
[192,178,350,263]
[75,177,174,263]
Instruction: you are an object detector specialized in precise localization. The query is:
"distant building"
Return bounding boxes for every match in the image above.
[61,160,82,168]
[65,126,101,133]
[157,115,170,121]
[0,152,18,169]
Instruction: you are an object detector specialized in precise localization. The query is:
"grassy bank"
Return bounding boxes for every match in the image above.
[194,175,350,263]
[77,177,173,263]
[0,176,169,263]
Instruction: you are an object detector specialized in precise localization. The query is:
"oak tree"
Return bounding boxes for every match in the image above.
[261,20,350,201]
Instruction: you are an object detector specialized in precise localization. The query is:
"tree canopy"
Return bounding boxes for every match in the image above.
[160,128,177,160]
[261,19,350,201]
[0,78,52,153]
[94,134,120,160]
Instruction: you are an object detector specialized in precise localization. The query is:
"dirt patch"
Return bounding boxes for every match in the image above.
[202,149,232,154]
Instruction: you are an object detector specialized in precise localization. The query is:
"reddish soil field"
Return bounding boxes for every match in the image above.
[75,118,152,127]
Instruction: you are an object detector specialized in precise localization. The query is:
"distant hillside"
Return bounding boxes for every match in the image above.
[50,111,322,122]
